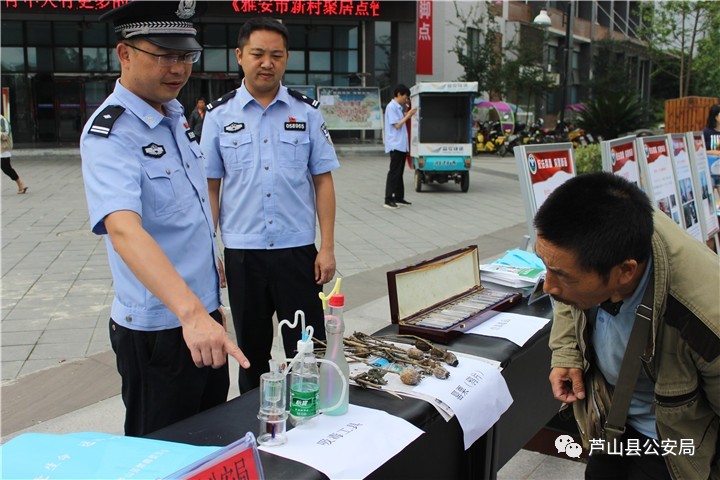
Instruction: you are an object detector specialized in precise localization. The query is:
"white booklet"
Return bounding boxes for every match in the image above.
[480,263,545,288]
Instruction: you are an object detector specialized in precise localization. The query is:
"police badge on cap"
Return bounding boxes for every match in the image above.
[100,0,206,52]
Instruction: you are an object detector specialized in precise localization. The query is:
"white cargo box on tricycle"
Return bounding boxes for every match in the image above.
[409,82,478,193]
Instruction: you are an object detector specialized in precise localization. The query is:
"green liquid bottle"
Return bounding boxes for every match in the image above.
[289,339,319,426]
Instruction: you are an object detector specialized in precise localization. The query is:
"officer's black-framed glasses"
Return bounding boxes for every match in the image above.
[123,43,201,66]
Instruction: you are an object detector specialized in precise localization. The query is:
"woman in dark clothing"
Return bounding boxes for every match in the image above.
[703,104,720,202]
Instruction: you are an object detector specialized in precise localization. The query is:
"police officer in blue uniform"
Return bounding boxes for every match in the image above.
[80,0,249,437]
[201,18,339,392]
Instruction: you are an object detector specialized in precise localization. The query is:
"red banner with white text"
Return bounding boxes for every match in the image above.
[416,0,432,75]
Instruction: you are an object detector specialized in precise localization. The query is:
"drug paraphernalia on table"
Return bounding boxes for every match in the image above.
[386,246,521,344]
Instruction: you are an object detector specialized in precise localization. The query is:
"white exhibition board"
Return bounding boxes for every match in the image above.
[601,135,642,187]
[686,131,720,239]
[669,134,703,241]
[514,143,576,244]
[636,135,684,229]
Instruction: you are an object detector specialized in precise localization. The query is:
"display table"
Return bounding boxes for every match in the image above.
[146,298,559,479]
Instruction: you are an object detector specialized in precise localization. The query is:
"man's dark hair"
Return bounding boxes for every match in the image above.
[237,17,289,50]
[533,172,653,278]
[197,97,206,103]
[706,104,720,130]
[393,84,410,97]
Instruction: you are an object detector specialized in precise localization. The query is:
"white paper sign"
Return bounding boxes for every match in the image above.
[466,311,551,346]
[412,355,513,450]
[258,404,423,480]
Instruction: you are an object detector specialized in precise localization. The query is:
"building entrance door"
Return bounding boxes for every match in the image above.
[56,80,83,143]
[33,74,55,142]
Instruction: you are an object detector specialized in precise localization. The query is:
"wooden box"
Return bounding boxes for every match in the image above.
[386,245,522,344]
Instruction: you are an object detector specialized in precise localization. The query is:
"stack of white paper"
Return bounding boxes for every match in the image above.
[480,263,545,288]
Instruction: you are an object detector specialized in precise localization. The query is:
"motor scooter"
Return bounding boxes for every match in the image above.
[475,121,507,155]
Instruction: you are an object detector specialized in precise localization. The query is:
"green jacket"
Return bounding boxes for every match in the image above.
[549,210,720,479]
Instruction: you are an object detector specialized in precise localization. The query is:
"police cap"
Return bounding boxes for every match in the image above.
[100,0,206,52]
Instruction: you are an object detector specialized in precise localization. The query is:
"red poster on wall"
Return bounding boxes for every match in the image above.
[416,0,433,75]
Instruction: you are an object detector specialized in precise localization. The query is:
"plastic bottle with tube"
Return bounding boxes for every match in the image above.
[264,308,349,434]
[319,293,350,415]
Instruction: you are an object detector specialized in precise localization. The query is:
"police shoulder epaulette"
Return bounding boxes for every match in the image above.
[206,90,237,112]
[88,105,125,138]
[288,88,320,109]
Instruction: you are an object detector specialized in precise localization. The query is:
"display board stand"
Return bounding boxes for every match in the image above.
[513,143,576,249]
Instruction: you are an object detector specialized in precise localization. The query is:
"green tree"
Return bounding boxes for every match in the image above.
[691,26,720,97]
[576,95,649,140]
[501,27,556,115]
[574,144,602,174]
[448,1,503,98]
[585,40,637,98]
[636,1,720,97]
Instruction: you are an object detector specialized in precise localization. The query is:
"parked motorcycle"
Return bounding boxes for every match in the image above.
[475,121,507,155]
[504,122,527,155]
[525,118,548,145]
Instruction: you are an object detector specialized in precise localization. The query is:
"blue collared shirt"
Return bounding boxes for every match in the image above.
[592,257,656,438]
[81,80,220,331]
[201,81,339,250]
[384,99,409,153]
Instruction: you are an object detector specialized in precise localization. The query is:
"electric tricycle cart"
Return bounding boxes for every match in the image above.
[409,82,478,193]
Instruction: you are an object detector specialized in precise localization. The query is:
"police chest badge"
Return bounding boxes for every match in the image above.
[143,143,166,158]
[224,122,244,133]
[186,130,196,142]
[284,121,306,131]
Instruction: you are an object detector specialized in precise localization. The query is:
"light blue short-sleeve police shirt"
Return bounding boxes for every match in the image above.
[81,80,220,331]
[201,82,339,250]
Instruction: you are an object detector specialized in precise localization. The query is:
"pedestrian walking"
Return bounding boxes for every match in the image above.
[188,96,206,142]
[1,115,28,194]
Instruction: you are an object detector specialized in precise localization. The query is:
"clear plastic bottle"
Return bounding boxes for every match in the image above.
[319,293,350,415]
[288,338,320,426]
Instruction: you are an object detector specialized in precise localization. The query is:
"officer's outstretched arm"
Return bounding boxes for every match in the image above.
[104,210,250,370]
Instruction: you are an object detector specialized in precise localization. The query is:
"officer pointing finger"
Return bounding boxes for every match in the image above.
[80,0,249,438]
